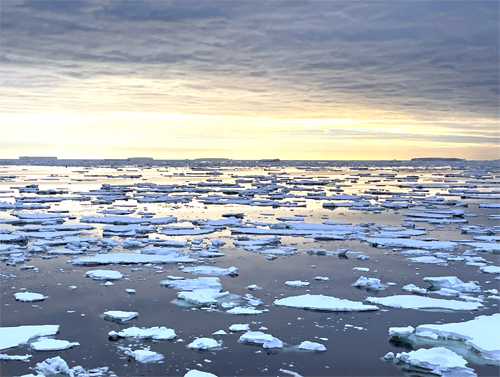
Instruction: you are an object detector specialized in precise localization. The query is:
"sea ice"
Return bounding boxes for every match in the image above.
[72,252,195,265]
[14,292,47,302]
[124,348,165,363]
[415,313,500,361]
[274,294,379,311]
[366,295,483,311]
[103,310,138,322]
[229,324,250,332]
[388,326,415,338]
[184,370,218,377]
[187,337,220,349]
[109,326,176,340]
[30,338,79,351]
[285,280,310,287]
[392,347,476,376]
[226,307,265,315]
[86,270,123,280]
[423,276,481,292]
[181,266,238,276]
[480,266,500,274]
[298,341,326,351]
[354,276,383,290]
[238,331,275,345]
[0,325,59,350]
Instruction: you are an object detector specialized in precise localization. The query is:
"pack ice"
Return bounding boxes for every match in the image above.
[274,294,379,311]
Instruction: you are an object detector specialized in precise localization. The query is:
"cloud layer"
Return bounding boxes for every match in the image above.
[1,1,498,159]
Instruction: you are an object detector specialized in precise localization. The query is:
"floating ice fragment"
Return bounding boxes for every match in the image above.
[366,295,482,311]
[14,292,47,302]
[226,307,265,315]
[480,266,500,274]
[274,294,378,311]
[181,266,238,276]
[0,325,59,350]
[125,348,164,363]
[184,370,218,377]
[298,341,326,351]
[103,310,138,322]
[229,324,250,332]
[109,326,176,340]
[392,347,476,376]
[187,338,219,350]
[30,338,79,351]
[354,276,383,290]
[388,326,415,338]
[86,270,123,280]
[285,280,310,287]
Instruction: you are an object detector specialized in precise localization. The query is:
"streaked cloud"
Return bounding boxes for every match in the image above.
[0,1,498,159]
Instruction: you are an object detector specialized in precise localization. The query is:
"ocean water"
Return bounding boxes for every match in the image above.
[0,163,499,377]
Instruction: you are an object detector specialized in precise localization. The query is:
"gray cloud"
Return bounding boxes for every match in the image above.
[1,0,498,128]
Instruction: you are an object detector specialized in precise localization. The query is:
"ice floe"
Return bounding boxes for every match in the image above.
[103,310,138,322]
[30,338,79,351]
[14,292,47,302]
[109,326,176,340]
[0,325,59,350]
[366,295,483,311]
[274,294,379,311]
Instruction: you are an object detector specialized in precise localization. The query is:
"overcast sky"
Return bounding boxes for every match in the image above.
[1,0,498,160]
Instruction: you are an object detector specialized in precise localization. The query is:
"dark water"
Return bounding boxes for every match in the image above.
[0,164,499,377]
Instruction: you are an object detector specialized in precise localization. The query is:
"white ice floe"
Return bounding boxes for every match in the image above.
[184,370,218,377]
[72,252,195,265]
[388,326,415,338]
[81,215,176,225]
[30,338,79,351]
[354,276,383,290]
[0,353,31,361]
[238,331,275,345]
[407,256,448,264]
[187,337,220,349]
[262,337,283,349]
[124,347,165,363]
[161,277,222,291]
[35,356,71,375]
[366,295,483,311]
[178,289,228,306]
[285,280,310,287]
[352,267,370,272]
[392,347,476,376]
[229,324,250,332]
[181,266,238,276]
[364,238,457,251]
[479,265,500,274]
[109,326,176,340]
[0,325,59,350]
[226,307,265,315]
[274,294,379,311]
[298,341,326,351]
[402,284,427,295]
[103,310,138,322]
[463,242,500,253]
[423,276,481,292]
[86,270,123,281]
[415,313,500,362]
[14,292,47,302]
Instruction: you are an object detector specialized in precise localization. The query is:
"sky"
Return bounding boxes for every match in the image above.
[1,0,499,160]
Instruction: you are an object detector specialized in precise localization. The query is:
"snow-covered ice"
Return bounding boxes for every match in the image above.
[298,341,326,351]
[366,295,483,311]
[0,325,59,350]
[14,292,47,302]
[30,338,79,351]
[103,310,138,322]
[274,294,379,311]
[109,326,176,340]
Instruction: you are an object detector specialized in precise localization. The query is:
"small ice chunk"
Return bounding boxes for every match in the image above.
[126,288,136,294]
[352,267,370,272]
[275,294,379,311]
[393,347,475,376]
[388,326,415,338]
[354,276,383,290]
[103,310,138,322]
[262,337,283,349]
[30,338,79,351]
[226,307,265,315]
[125,348,164,363]
[298,341,326,351]
[366,295,482,311]
[184,370,218,377]
[14,292,47,302]
[212,330,227,335]
[229,324,250,332]
[86,270,123,281]
[285,280,310,287]
[187,338,219,350]
[109,326,176,340]
[238,331,274,345]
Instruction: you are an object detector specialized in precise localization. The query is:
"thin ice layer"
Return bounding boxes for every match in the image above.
[415,313,500,361]
[274,294,379,311]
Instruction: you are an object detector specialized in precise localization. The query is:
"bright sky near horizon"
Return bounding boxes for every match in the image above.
[1,1,499,160]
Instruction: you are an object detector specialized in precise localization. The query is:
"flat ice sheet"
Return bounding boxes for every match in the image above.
[366,295,483,311]
[0,325,59,350]
[274,294,379,311]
